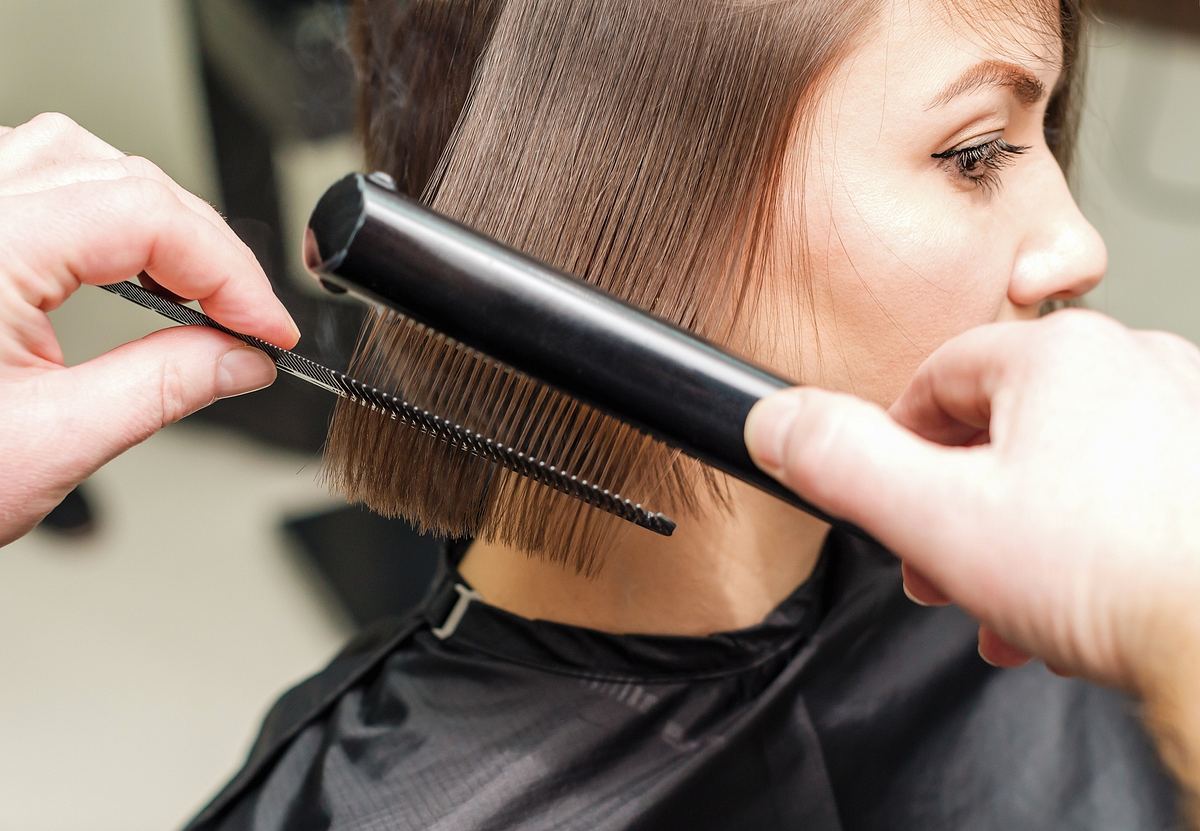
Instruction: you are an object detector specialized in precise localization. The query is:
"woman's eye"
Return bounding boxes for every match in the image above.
[932,137,1031,193]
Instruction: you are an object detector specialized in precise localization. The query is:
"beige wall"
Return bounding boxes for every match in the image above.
[0,0,216,197]
[1077,19,1200,344]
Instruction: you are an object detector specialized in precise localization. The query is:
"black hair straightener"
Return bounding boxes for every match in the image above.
[102,172,860,540]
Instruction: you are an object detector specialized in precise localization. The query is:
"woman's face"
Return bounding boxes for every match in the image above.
[768,0,1105,406]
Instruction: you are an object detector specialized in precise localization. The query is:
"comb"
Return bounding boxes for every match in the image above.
[97,279,677,536]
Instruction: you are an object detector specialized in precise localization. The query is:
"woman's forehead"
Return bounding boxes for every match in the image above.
[850,0,1065,88]
[927,0,1065,68]
[807,0,1066,143]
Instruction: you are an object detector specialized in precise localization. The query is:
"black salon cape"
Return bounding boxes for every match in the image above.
[185,531,1177,830]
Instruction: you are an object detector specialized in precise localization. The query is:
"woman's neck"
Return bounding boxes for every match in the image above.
[458,480,830,635]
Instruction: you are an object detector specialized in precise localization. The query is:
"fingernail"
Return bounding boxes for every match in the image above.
[744,392,802,477]
[902,582,932,607]
[217,347,276,399]
[977,644,1001,668]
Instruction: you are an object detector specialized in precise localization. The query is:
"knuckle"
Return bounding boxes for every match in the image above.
[24,111,80,139]
[1144,329,1186,350]
[5,113,80,156]
[1050,307,1115,338]
[156,361,192,427]
[113,175,176,215]
[1142,330,1200,363]
[779,399,845,496]
[1041,309,1119,360]
[1045,307,1095,336]
[120,154,166,182]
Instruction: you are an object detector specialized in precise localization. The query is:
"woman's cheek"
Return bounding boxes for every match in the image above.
[789,170,1011,402]
[811,224,1010,404]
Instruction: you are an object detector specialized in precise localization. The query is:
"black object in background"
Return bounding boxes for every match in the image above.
[38,485,97,538]
[187,0,441,625]
[284,506,442,627]
[189,0,362,452]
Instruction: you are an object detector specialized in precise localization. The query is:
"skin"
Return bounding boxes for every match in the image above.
[462,0,1105,635]
[0,113,298,547]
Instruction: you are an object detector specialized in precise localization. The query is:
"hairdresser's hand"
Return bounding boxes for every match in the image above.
[745,309,1200,693]
[0,113,299,547]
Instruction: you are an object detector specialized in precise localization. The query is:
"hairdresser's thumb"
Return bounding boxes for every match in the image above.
[42,325,276,479]
[745,387,979,558]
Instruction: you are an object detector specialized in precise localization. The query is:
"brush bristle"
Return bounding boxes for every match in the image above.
[322,309,725,574]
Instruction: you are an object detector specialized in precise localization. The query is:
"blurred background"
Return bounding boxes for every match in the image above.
[0,1,1196,828]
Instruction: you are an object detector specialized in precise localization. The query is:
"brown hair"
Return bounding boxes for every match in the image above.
[326,0,1086,573]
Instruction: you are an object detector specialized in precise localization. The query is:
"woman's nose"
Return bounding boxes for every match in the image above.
[1008,174,1107,308]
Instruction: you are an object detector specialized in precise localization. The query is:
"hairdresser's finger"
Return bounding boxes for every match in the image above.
[0,179,299,347]
[901,561,952,606]
[0,112,123,176]
[0,156,264,283]
[0,114,257,280]
[887,323,1025,444]
[1138,328,1200,370]
[978,626,1033,669]
[744,387,982,555]
[31,326,276,481]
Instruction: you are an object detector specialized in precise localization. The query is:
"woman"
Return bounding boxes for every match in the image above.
[187,0,1178,828]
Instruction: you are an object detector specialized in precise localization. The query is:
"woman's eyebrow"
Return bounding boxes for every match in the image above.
[926,60,1048,109]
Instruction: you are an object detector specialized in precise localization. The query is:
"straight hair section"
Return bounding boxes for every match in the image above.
[326,0,1082,573]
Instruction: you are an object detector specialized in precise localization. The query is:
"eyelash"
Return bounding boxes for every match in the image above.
[931,139,1031,194]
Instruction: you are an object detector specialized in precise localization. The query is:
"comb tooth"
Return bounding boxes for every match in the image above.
[96,279,676,536]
